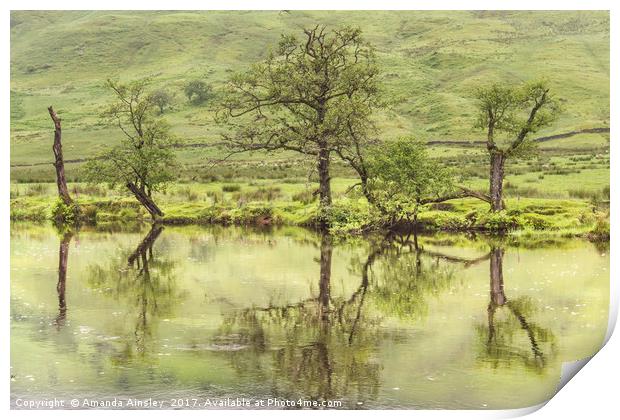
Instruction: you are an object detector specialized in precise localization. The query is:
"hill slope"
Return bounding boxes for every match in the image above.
[10,10,610,181]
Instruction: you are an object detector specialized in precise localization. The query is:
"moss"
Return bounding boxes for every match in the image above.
[9,185,609,240]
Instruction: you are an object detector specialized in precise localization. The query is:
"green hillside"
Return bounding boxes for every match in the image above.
[10,10,610,182]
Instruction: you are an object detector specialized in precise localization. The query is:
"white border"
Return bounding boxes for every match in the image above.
[2,1,617,419]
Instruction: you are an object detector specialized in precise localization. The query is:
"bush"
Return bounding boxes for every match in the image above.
[51,199,80,224]
[519,213,551,230]
[589,211,610,240]
[184,80,212,105]
[292,189,316,204]
[177,186,199,201]
[222,184,241,193]
[206,190,224,204]
[477,211,521,232]
[118,208,138,220]
[321,201,372,234]
[245,187,281,201]
[82,204,98,222]
[417,212,468,230]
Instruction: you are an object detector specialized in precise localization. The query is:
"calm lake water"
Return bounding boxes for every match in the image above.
[10,223,609,409]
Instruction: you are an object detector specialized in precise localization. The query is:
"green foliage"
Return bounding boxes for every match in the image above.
[83,78,178,196]
[10,11,609,188]
[184,79,212,105]
[292,188,316,204]
[233,186,281,202]
[417,212,469,230]
[366,137,455,218]
[51,198,80,224]
[519,213,552,230]
[477,211,522,232]
[221,184,241,192]
[589,211,610,239]
[218,25,383,213]
[320,201,373,235]
[474,79,561,157]
[150,89,174,114]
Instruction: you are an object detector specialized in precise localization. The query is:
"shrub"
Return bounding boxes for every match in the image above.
[222,184,241,193]
[184,80,213,105]
[292,189,316,205]
[589,211,610,240]
[177,186,199,201]
[519,213,551,230]
[428,202,455,211]
[320,201,371,234]
[206,190,224,204]
[417,212,468,230]
[118,207,138,220]
[51,199,80,224]
[25,183,48,196]
[234,187,282,202]
[82,204,98,222]
[477,211,521,232]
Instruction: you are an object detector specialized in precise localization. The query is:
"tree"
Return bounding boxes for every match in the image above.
[184,80,212,105]
[150,89,173,114]
[48,106,80,222]
[218,25,381,226]
[365,138,490,225]
[83,78,177,218]
[474,80,560,211]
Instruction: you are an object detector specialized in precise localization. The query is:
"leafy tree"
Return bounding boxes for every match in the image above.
[184,79,212,105]
[83,78,177,218]
[474,80,560,211]
[150,89,173,114]
[366,138,489,224]
[218,25,382,226]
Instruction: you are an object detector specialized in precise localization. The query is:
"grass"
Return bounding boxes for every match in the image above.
[9,179,609,239]
[10,11,609,182]
[9,11,609,239]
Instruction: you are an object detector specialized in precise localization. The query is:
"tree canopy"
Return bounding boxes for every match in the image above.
[83,78,177,217]
[218,25,383,222]
[366,138,455,221]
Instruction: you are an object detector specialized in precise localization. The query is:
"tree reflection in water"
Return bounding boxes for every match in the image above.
[87,225,178,357]
[215,231,506,406]
[479,246,556,372]
[54,230,74,329]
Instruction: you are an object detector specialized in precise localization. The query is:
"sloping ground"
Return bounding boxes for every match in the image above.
[10,10,609,179]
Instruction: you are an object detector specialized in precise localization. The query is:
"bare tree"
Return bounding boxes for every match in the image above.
[48,106,74,207]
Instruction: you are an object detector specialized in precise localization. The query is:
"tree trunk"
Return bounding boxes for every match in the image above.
[48,106,73,206]
[317,145,332,210]
[316,144,332,229]
[126,182,164,218]
[489,247,506,306]
[55,231,73,327]
[318,235,332,322]
[128,225,164,267]
[489,152,506,211]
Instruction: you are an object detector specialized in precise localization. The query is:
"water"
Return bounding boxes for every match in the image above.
[10,223,609,409]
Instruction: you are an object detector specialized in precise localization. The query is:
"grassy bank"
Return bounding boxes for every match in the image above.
[10,180,609,239]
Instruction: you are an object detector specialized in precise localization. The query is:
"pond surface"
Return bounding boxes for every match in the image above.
[10,223,609,409]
